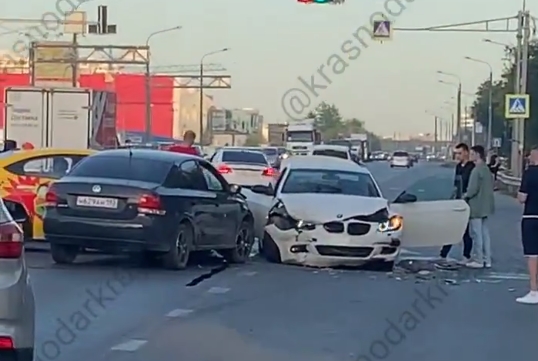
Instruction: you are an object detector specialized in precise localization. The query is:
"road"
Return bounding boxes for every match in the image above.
[28,160,537,361]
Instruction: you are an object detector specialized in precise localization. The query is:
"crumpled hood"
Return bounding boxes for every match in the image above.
[279,193,389,223]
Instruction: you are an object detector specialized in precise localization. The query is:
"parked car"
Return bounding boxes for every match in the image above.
[43,149,255,270]
[0,198,35,361]
[0,148,94,242]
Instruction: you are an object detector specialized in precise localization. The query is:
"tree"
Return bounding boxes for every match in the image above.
[472,40,538,155]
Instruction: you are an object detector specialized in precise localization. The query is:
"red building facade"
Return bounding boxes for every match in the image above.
[0,73,175,138]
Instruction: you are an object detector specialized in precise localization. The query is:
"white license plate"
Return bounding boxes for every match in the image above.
[76,196,118,209]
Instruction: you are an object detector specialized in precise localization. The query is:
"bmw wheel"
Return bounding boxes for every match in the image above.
[261,232,281,263]
[163,223,193,270]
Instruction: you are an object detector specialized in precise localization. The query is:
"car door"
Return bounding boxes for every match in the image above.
[389,174,470,248]
[3,154,87,240]
[198,161,240,247]
[175,160,220,248]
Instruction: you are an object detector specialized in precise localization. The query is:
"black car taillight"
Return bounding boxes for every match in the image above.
[138,194,166,215]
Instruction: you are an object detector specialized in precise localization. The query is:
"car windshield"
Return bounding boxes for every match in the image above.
[281,169,380,197]
[69,155,172,183]
[222,151,267,165]
[393,151,408,157]
[287,131,313,142]
[312,149,348,159]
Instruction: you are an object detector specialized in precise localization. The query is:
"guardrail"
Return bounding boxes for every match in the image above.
[497,169,521,196]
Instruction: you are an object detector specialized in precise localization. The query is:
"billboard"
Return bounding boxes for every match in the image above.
[210,108,226,131]
[32,41,75,83]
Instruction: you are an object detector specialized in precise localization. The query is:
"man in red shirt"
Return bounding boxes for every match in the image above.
[166,130,200,156]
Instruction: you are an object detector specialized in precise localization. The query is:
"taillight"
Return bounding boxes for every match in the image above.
[138,194,166,215]
[45,188,58,207]
[262,167,278,177]
[217,164,233,174]
[0,336,13,349]
[0,223,23,259]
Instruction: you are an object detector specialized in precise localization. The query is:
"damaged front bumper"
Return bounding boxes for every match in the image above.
[265,224,402,267]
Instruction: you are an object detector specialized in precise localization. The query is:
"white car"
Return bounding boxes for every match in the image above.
[210,147,277,187]
[310,144,353,160]
[390,151,412,168]
[242,156,469,269]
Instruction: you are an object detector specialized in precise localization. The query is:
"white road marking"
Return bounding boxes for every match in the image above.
[166,309,194,317]
[207,286,230,294]
[110,340,147,352]
[239,271,257,276]
[484,272,529,280]
[398,255,440,261]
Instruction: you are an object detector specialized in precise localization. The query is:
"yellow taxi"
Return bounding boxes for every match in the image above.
[0,148,94,241]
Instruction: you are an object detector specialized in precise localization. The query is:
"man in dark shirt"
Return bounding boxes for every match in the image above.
[516,145,538,304]
[436,143,475,268]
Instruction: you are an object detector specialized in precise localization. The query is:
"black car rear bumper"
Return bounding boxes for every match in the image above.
[44,214,174,253]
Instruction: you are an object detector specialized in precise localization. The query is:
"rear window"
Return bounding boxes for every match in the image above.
[313,149,348,159]
[69,155,172,183]
[393,151,408,157]
[222,151,267,165]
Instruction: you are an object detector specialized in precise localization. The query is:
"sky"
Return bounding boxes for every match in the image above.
[0,0,533,137]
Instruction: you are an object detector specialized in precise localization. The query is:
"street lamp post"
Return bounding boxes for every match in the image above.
[144,26,182,143]
[199,48,229,147]
[437,71,462,143]
[465,56,493,150]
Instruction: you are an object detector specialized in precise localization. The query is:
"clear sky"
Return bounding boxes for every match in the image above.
[0,0,533,137]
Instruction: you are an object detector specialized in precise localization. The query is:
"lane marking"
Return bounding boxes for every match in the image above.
[398,255,440,261]
[399,249,424,256]
[166,309,194,317]
[484,272,529,280]
[207,286,230,294]
[110,340,147,352]
[239,271,257,276]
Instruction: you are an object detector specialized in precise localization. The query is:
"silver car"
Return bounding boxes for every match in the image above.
[0,199,34,361]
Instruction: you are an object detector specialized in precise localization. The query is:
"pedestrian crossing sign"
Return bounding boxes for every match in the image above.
[505,94,530,119]
[372,20,392,41]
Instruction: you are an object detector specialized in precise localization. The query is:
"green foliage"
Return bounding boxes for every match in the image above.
[471,40,538,155]
[305,101,381,149]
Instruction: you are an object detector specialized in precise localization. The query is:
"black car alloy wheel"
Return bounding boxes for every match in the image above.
[163,223,192,270]
[221,221,253,263]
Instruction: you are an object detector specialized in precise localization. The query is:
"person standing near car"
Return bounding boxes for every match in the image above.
[516,146,538,304]
[464,145,495,269]
[436,143,474,269]
[167,130,199,156]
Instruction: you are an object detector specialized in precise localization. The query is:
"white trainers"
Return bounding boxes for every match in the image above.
[466,261,484,269]
[516,291,538,304]
[484,262,492,269]
[458,257,471,265]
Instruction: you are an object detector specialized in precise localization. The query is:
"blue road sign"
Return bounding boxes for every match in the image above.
[373,20,392,40]
[505,94,530,118]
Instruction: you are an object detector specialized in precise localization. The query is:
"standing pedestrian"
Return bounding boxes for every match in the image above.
[167,130,199,156]
[516,145,538,304]
[464,145,495,269]
[436,143,474,269]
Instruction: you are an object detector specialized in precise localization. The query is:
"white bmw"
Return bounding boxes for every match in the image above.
[242,156,470,269]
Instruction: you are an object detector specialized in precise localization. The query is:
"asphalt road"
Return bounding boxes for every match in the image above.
[28,160,537,361]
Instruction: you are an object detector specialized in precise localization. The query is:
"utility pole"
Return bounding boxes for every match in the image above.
[510,11,524,177]
[434,116,438,152]
[456,83,462,143]
[519,11,530,174]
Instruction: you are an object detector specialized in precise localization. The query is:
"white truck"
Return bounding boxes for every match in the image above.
[347,133,369,161]
[4,86,119,150]
[285,118,321,155]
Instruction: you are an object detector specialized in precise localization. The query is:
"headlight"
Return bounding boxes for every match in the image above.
[282,153,289,159]
[268,202,314,231]
[377,216,402,232]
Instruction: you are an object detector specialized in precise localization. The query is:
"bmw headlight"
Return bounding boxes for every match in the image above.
[377,216,403,232]
[281,153,289,159]
[268,202,314,231]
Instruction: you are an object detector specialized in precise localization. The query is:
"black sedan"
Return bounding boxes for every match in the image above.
[43,149,255,270]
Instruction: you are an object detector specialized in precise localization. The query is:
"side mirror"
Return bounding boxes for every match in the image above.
[251,184,274,196]
[393,192,417,204]
[229,184,242,194]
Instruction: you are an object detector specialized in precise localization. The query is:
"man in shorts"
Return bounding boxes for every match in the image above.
[517,145,538,304]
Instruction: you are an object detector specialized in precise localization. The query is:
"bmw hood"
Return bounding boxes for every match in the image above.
[279,194,389,223]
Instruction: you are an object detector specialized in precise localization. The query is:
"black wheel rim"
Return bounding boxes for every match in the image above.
[236,228,250,258]
[176,231,188,263]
